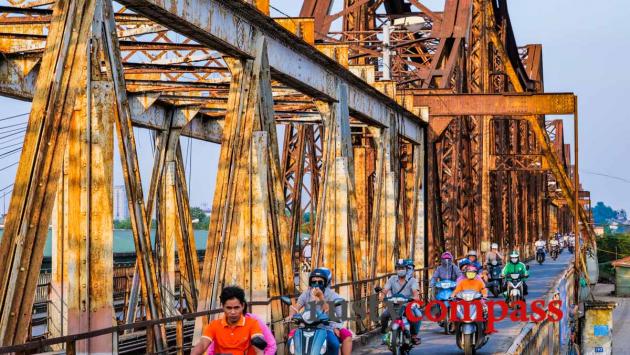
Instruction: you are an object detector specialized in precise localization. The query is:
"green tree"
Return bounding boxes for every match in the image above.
[593,202,617,224]
[190,207,209,230]
[113,218,132,229]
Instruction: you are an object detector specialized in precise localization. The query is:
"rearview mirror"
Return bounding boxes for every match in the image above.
[333,298,345,307]
[526,265,530,271]
[280,296,292,306]
[374,286,383,293]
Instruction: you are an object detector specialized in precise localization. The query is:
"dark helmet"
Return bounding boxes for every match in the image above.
[309,268,332,288]
[395,258,406,269]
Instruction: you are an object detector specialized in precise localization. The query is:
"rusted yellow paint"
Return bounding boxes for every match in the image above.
[373,81,397,99]
[275,18,315,45]
[316,44,350,68]
[583,302,616,355]
[349,65,375,84]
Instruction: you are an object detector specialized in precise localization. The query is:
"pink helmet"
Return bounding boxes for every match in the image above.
[465,265,478,273]
[441,252,453,260]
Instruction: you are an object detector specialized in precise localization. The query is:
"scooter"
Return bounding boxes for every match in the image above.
[485,261,503,298]
[550,244,559,260]
[375,287,421,355]
[434,279,457,334]
[536,246,545,264]
[282,296,343,355]
[568,242,575,254]
[505,273,526,309]
[453,290,489,355]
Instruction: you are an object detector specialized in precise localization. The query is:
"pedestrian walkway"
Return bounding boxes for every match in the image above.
[356,252,572,354]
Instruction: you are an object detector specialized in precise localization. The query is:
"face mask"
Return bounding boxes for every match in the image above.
[397,270,406,277]
[511,258,518,264]
[465,272,476,280]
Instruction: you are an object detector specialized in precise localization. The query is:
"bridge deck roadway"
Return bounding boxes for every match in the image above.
[357,251,572,355]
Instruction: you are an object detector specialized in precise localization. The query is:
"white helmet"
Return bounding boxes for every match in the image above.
[491,243,498,250]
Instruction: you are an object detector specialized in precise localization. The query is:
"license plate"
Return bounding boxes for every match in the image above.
[595,347,604,352]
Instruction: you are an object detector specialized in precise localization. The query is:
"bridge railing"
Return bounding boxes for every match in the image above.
[12,266,435,353]
[505,263,576,355]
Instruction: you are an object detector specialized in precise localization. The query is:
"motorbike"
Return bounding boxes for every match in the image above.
[568,242,575,254]
[434,279,457,334]
[536,246,545,264]
[485,261,503,298]
[505,273,526,309]
[453,290,489,355]
[375,287,422,355]
[281,296,343,355]
[550,244,559,260]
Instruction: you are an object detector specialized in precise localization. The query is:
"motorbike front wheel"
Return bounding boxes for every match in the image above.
[444,311,450,335]
[462,333,475,355]
[390,329,402,355]
[491,285,499,298]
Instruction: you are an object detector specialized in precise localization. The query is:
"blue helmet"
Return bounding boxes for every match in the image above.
[309,267,332,288]
[403,258,414,269]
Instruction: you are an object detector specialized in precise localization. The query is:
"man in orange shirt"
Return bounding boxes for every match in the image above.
[191,286,266,355]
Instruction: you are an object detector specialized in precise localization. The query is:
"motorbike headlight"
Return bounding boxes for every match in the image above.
[320,340,327,354]
[302,311,314,325]
[457,304,465,319]
[470,308,477,320]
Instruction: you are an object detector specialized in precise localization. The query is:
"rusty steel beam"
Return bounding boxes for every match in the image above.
[117,0,426,143]
[413,93,576,116]
[0,0,99,345]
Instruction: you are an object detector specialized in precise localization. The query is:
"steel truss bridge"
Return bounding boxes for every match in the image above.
[0,0,594,353]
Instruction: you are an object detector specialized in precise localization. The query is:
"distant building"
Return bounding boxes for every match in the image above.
[113,185,129,220]
[594,226,605,236]
[199,202,212,217]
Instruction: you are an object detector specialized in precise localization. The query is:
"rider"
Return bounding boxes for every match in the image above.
[191,286,266,355]
[549,237,560,253]
[501,251,529,295]
[485,243,503,266]
[378,259,421,344]
[452,265,488,321]
[568,233,576,247]
[459,250,483,271]
[288,268,352,355]
[430,252,462,289]
[534,236,547,254]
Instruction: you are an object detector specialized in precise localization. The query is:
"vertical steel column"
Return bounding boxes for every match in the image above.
[0,0,98,345]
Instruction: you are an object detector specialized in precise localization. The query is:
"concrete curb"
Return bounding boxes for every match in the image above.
[353,328,382,348]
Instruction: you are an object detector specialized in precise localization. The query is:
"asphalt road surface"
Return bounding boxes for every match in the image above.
[357,251,572,355]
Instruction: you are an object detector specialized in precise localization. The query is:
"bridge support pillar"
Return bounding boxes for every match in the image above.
[369,118,400,277]
[582,301,616,355]
[50,76,115,354]
[195,37,291,348]
[312,83,359,307]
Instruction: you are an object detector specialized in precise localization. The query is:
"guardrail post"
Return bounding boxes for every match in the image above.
[66,340,76,355]
[176,318,184,355]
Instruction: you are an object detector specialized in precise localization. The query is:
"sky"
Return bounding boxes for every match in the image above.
[0,0,628,213]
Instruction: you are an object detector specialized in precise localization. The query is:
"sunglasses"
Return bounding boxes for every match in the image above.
[310,280,325,287]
